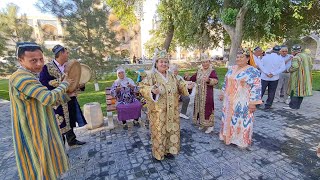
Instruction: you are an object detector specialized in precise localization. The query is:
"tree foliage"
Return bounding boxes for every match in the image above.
[36,0,120,79]
[0,4,34,75]
[146,0,320,64]
[148,0,223,54]
[219,0,320,64]
[105,0,143,27]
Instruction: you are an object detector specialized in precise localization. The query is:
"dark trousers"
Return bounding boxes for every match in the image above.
[261,80,279,108]
[289,96,304,109]
[180,95,190,115]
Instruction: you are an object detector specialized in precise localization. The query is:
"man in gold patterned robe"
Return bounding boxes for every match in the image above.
[139,50,193,160]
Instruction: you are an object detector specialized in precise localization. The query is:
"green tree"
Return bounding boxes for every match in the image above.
[220,0,320,64]
[105,0,143,27]
[0,4,34,75]
[37,0,120,80]
[148,0,320,64]
[146,0,223,54]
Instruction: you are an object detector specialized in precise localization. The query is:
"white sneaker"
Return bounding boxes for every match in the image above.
[205,126,214,134]
[283,106,294,110]
[179,113,189,119]
[198,126,204,130]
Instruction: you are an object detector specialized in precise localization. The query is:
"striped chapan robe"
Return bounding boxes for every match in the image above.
[288,52,313,97]
[9,69,70,180]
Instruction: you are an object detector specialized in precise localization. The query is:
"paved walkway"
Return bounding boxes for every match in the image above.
[1,91,320,180]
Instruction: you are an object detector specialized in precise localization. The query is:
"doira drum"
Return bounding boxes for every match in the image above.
[80,64,92,84]
[64,59,81,93]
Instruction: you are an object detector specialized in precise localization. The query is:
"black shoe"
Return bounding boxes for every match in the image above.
[165,154,175,159]
[133,120,140,127]
[264,106,272,110]
[123,124,128,130]
[68,139,86,146]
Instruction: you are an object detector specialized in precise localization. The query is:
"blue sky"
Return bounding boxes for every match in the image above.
[0,0,52,17]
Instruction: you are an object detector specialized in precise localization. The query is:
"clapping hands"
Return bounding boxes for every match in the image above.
[267,73,274,78]
[152,84,160,94]
[186,81,195,89]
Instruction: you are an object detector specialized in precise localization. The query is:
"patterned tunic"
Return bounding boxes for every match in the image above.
[9,69,69,180]
[219,65,262,148]
[288,52,313,97]
[140,71,189,160]
[190,65,218,127]
[110,78,142,121]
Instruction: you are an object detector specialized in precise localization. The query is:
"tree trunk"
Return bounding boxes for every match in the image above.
[163,16,174,52]
[222,1,249,65]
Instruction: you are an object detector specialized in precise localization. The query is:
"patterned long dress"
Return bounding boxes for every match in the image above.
[219,65,262,148]
[9,69,69,180]
[190,66,218,127]
[140,71,189,160]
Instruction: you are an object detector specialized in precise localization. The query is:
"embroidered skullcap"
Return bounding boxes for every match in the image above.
[16,42,42,57]
[292,44,302,51]
[52,44,65,55]
[253,46,261,51]
[272,45,281,52]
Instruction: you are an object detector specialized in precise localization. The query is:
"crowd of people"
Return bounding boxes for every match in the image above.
[8,42,314,179]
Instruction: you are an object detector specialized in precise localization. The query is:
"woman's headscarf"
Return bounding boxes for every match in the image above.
[114,67,135,87]
[136,69,146,82]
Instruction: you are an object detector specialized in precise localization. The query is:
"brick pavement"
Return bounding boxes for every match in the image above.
[0,91,320,180]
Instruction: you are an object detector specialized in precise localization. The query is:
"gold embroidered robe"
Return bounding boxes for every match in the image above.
[140,71,189,160]
[190,65,218,127]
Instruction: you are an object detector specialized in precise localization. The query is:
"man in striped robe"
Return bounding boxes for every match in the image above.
[283,44,313,110]
[9,42,71,179]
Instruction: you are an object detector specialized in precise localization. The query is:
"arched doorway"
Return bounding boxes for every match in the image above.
[41,24,58,41]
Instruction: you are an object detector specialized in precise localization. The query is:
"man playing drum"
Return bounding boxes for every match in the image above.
[40,44,87,146]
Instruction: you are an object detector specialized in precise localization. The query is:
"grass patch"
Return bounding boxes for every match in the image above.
[0,79,9,100]
[312,71,320,91]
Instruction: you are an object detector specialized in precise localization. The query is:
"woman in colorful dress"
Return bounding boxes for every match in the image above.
[190,54,219,134]
[219,50,262,148]
[111,68,142,128]
[139,50,193,160]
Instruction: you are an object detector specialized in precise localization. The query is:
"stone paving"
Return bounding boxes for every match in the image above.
[1,90,320,180]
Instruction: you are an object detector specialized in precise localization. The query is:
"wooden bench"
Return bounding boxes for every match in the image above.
[105,87,117,129]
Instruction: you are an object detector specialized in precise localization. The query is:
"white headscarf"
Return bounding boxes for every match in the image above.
[114,68,135,87]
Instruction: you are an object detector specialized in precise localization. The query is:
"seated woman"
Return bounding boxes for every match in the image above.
[111,68,142,128]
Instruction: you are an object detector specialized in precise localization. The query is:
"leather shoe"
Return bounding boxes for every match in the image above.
[68,139,86,146]
[165,154,175,159]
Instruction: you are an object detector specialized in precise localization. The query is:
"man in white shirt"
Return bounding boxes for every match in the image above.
[253,46,263,66]
[274,46,292,104]
[258,45,286,109]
